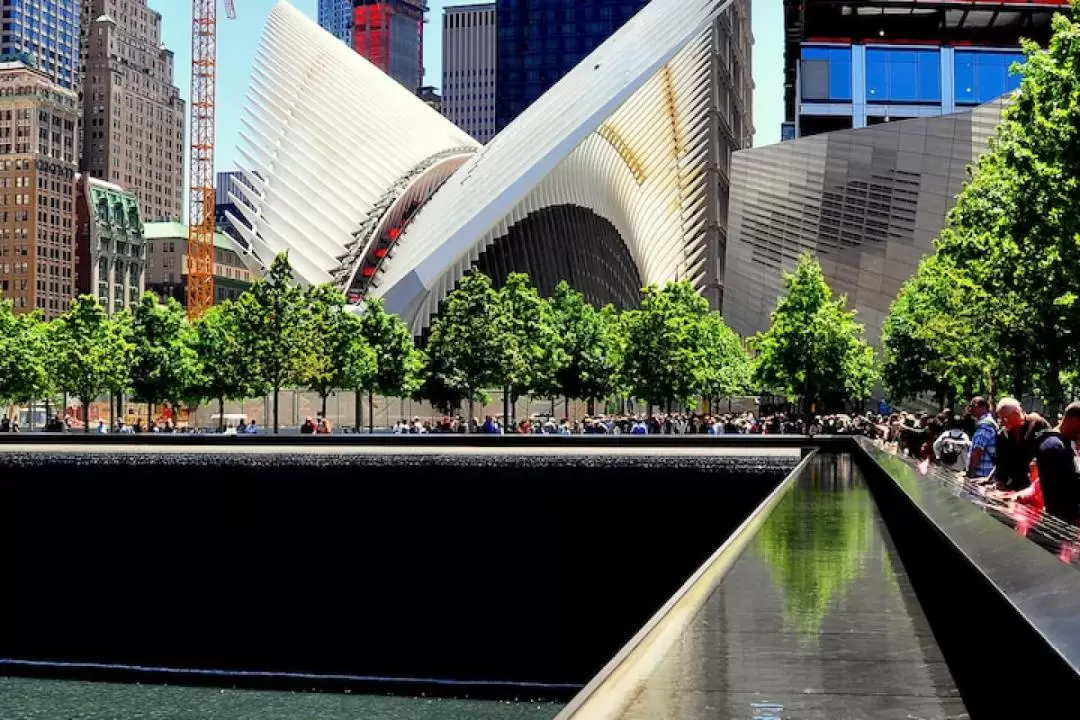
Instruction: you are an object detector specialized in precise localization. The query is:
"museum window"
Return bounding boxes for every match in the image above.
[866,48,940,103]
[954,50,1024,105]
[801,47,852,101]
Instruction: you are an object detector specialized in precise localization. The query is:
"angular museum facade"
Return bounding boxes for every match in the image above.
[723,100,1005,344]
[228,0,736,334]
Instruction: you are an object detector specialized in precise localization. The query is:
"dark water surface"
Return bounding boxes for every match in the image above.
[0,678,563,720]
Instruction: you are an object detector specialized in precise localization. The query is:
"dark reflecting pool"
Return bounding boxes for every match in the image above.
[0,677,562,720]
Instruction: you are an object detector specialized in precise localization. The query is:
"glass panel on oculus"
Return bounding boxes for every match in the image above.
[865,48,940,104]
[801,46,852,102]
[954,50,1024,105]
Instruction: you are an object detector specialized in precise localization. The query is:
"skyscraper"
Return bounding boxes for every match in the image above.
[495,0,650,132]
[0,60,79,318]
[0,0,80,90]
[351,0,427,91]
[782,0,1069,139]
[318,0,352,44]
[442,3,495,143]
[78,0,185,223]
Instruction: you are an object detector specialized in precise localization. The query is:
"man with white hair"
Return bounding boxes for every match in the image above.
[995,397,1050,490]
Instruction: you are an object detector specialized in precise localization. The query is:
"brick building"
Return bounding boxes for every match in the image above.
[78,0,185,222]
[0,60,78,318]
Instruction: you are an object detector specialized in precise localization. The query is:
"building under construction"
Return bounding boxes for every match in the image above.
[352,0,428,91]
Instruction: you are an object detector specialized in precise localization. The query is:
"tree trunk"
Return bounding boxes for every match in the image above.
[467,394,475,433]
[273,383,280,434]
[564,397,569,420]
[355,390,363,433]
[321,392,329,419]
[218,397,226,432]
[44,397,51,425]
[503,385,511,430]
[368,390,375,434]
[587,398,595,416]
[82,396,91,433]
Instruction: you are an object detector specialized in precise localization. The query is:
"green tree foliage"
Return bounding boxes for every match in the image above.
[885,10,1080,408]
[699,311,752,400]
[496,273,564,421]
[190,301,255,430]
[549,281,624,408]
[881,255,987,406]
[236,253,309,433]
[424,272,505,429]
[0,302,51,412]
[50,296,133,432]
[333,309,378,427]
[129,292,200,420]
[752,255,876,414]
[358,297,420,432]
[299,284,348,417]
[621,281,716,409]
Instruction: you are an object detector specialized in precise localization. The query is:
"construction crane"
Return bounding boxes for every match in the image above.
[187,0,237,319]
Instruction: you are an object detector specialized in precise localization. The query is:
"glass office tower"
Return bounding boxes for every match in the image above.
[0,0,79,90]
[495,0,649,132]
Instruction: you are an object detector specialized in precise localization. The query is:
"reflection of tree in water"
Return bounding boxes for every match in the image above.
[757,456,875,639]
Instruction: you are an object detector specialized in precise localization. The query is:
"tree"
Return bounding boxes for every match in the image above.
[881,254,988,407]
[190,301,256,431]
[129,292,200,424]
[752,255,876,417]
[698,311,752,402]
[333,310,378,427]
[423,272,505,430]
[549,281,624,415]
[235,253,310,433]
[924,12,1080,409]
[358,297,421,432]
[50,296,133,432]
[299,284,348,418]
[621,281,713,411]
[496,273,563,424]
[0,302,51,422]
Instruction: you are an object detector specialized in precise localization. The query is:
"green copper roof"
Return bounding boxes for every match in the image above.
[143,222,242,253]
[88,180,144,238]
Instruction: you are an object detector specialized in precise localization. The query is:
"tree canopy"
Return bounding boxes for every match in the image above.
[883,9,1080,408]
[752,255,876,413]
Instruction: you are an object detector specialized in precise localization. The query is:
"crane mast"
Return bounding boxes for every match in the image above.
[187,0,217,318]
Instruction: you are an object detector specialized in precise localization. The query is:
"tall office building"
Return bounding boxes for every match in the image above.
[351,0,427,91]
[782,0,1069,139]
[318,0,352,44]
[495,0,650,132]
[78,0,185,223]
[442,3,495,143]
[705,0,754,309]
[0,0,80,90]
[0,60,78,318]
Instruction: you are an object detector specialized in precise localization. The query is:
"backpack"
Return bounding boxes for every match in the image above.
[938,429,970,468]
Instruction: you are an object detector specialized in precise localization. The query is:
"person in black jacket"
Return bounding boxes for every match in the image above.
[1034,402,1080,524]
[995,398,1051,490]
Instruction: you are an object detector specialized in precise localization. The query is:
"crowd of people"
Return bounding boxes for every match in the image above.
[884,396,1080,526]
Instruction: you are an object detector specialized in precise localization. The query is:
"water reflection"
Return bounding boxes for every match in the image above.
[756,454,875,639]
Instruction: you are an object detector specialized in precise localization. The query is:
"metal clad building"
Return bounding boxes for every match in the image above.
[723,100,1005,344]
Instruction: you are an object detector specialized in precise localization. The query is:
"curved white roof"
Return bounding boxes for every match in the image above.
[234,0,733,332]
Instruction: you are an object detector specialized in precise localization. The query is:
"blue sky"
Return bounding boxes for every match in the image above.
[149,0,783,176]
